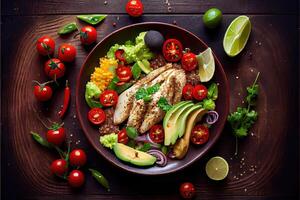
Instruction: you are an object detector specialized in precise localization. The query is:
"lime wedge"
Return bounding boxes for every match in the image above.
[223,15,251,57]
[196,48,215,82]
[205,156,229,181]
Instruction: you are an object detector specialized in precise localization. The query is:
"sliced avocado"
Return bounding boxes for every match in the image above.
[163,101,191,128]
[164,102,193,146]
[113,143,156,167]
[137,59,152,74]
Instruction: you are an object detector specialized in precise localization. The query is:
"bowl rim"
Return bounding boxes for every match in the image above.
[76,22,230,175]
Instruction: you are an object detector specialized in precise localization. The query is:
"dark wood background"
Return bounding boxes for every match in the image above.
[1,0,299,199]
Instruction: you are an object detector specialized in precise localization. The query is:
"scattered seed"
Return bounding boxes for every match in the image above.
[73,115,77,119]
[167,7,172,12]
[116,16,120,21]
[236,76,239,79]
[244,188,247,192]
[104,1,108,5]
[173,20,177,25]
[112,22,117,27]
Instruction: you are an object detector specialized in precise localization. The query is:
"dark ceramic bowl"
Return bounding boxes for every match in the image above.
[76,22,229,175]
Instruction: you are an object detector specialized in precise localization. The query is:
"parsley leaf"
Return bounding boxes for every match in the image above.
[135,83,160,101]
[207,83,218,100]
[157,97,172,112]
[126,127,138,139]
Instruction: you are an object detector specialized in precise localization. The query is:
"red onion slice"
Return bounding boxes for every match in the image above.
[134,134,161,148]
[147,149,168,167]
[205,111,219,125]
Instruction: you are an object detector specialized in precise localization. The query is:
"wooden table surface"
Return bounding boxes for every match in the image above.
[1,0,299,199]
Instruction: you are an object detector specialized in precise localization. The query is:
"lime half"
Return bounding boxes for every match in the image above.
[196,48,215,82]
[205,156,229,181]
[223,15,251,57]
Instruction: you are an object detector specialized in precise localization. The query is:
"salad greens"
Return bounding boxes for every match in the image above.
[131,63,142,80]
[99,133,118,149]
[197,82,218,110]
[107,32,155,63]
[85,82,103,108]
[126,127,138,139]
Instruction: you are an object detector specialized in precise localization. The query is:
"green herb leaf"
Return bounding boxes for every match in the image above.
[136,143,151,152]
[126,127,138,139]
[107,77,119,90]
[132,63,142,80]
[207,83,218,100]
[135,88,148,100]
[203,99,216,110]
[127,140,136,148]
[147,83,160,95]
[30,131,51,148]
[161,146,168,155]
[115,83,133,94]
[157,97,172,112]
[89,168,110,191]
[135,84,161,101]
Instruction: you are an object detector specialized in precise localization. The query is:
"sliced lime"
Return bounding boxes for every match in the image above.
[223,15,251,57]
[205,156,229,181]
[196,48,215,82]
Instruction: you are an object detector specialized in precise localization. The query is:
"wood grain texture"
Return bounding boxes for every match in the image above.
[1,13,299,200]
[2,0,298,15]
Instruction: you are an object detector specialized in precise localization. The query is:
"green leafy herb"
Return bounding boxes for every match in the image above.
[207,83,218,100]
[126,127,138,139]
[136,143,151,152]
[127,140,136,148]
[132,63,142,80]
[161,146,168,155]
[228,72,260,155]
[203,99,216,110]
[147,83,160,94]
[115,83,133,94]
[135,83,160,101]
[157,97,172,112]
[107,77,119,90]
[89,168,110,191]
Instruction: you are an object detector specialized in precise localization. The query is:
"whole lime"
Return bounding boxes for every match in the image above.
[203,8,222,28]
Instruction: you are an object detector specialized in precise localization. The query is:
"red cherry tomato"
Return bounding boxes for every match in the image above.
[190,125,209,145]
[162,39,183,62]
[126,0,143,17]
[118,129,129,144]
[68,170,85,188]
[179,182,196,199]
[58,43,77,62]
[115,49,126,62]
[80,26,97,45]
[44,58,66,80]
[36,36,55,56]
[116,66,132,82]
[88,108,106,125]
[181,52,197,71]
[100,90,118,107]
[46,127,66,146]
[69,149,87,167]
[149,125,164,143]
[182,84,194,100]
[33,82,53,101]
[50,159,68,176]
[192,84,208,101]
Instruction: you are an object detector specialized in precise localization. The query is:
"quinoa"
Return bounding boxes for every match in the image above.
[186,69,200,85]
[150,54,167,69]
[99,108,119,136]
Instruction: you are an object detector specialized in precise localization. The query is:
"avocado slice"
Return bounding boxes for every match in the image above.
[113,143,156,167]
[137,59,152,74]
[164,102,193,146]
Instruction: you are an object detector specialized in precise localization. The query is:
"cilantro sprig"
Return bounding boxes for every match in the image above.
[228,72,260,155]
[135,83,160,102]
[158,97,172,112]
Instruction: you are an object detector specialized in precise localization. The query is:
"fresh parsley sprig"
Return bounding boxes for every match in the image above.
[135,83,160,102]
[228,72,260,155]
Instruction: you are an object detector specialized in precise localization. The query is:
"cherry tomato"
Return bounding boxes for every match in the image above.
[182,84,194,100]
[191,125,209,145]
[50,159,68,176]
[162,39,183,62]
[100,90,118,107]
[69,149,87,167]
[58,43,77,62]
[149,125,164,143]
[34,84,53,101]
[181,52,197,71]
[116,66,132,82]
[118,129,129,144]
[126,0,143,17]
[179,182,196,199]
[68,170,85,188]
[46,127,66,146]
[44,58,66,80]
[80,26,97,45]
[88,108,106,125]
[115,49,126,62]
[36,36,55,56]
[192,84,208,101]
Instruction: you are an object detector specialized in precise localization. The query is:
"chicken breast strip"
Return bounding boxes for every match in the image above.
[172,69,186,104]
[113,64,173,124]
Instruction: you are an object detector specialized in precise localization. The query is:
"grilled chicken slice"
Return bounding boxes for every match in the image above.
[172,69,186,104]
[139,70,178,133]
[113,64,173,124]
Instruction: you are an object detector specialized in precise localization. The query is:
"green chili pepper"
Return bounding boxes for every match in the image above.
[58,22,78,35]
[77,15,107,25]
[30,131,51,148]
[89,168,110,191]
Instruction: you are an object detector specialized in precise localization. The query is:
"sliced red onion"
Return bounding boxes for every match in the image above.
[167,150,176,159]
[205,111,219,125]
[134,134,161,148]
[147,149,168,167]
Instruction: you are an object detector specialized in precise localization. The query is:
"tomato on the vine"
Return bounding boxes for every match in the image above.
[36,36,55,56]
[50,159,68,176]
[68,170,85,188]
[69,149,87,167]
[162,39,183,62]
[46,123,66,146]
[179,182,196,199]
[182,84,194,100]
[149,125,164,143]
[116,66,132,82]
[33,80,53,101]
[115,49,126,62]
[192,84,208,101]
[88,108,106,125]
[181,52,198,71]
[44,58,66,80]
[100,90,118,107]
[58,43,77,62]
[190,125,209,145]
[118,129,129,144]
[80,26,97,45]
[126,0,144,17]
